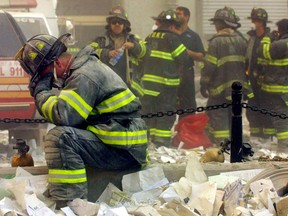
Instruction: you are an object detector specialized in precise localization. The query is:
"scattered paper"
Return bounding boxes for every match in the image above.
[122,166,168,194]
[185,152,207,184]
[188,181,217,216]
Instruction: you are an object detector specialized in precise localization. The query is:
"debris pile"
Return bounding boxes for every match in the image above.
[0,151,287,215]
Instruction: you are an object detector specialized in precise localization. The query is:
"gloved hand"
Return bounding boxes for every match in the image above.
[29,73,54,97]
[200,85,209,98]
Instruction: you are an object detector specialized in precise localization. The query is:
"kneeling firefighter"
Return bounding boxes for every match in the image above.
[15,33,149,208]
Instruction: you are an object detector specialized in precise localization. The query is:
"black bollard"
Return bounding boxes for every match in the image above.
[230,82,243,163]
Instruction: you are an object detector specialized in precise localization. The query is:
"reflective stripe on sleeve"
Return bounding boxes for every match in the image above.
[41,96,58,123]
[131,80,145,96]
[59,90,93,119]
[96,89,136,114]
[171,44,186,58]
[137,41,147,58]
[142,74,180,86]
[206,54,217,65]
[263,43,272,60]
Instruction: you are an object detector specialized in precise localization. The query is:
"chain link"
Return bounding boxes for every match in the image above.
[0,102,287,123]
[141,102,231,119]
[242,102,288,119]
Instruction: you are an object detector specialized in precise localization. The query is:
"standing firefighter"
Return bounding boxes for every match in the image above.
[90,6,147,97]
[200,7,253,145]
[15,33,148,209]
[258,18,288,153]
[141,9,188,147]
[246,8,275,146]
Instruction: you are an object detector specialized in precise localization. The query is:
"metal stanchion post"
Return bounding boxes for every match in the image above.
[230,82,243,162]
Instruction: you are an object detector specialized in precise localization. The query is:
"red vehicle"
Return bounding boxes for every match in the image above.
[0,10,35,123]
[0,9,48,147]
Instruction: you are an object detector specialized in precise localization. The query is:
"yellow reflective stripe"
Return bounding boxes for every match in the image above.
[269,58,288,66]
[250,128,260,134]
[90,42,99,49]
[142,74,180,86]
[212,130,230,138]
[263,43,272,60]
[149,128,156,136]
[257,57,269,65]
[206,54,217,65]
[154,129,172,138]
[217,55,245,67]
[247,92,254,99]
[48,168,87,184]
[143,89,160,96]
[97,89,136,114]
[87,126,148,145]
[277,131,288,140]
[90,42,103,57]
[138,41,147,58]
[261,83,288,93]
[59,90,92,119]
[151,50,173,60]
[131,80,144,96]
[261,36,271,44]
[210,80,250,96]
[199,61,204,70]
[263,128,276,135]
[171,44,186,58]
[41,96,58,123]
[131,57,139,65]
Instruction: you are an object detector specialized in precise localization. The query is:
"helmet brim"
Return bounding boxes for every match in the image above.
[209,18,239,28]
[247,16,272,23]
[106,15,131,26]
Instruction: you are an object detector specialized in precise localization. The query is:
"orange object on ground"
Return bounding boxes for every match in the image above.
[11,139,34,167]
[172,113,212,149]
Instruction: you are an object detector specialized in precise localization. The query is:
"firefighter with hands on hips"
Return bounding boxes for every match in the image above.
[15,33,148,209]
[258,18,288,153]
[141,9,189,147]
[175,6,205,118]
[246,8,275,146]
[200,7,253,145]
[90,6,147,97]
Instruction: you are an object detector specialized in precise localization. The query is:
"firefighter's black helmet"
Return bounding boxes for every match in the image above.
[15,33,70,82]
[248,8,271,23]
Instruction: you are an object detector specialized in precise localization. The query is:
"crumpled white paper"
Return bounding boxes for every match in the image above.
[185,152,207,184]
[122,166,169,194]
[0,197,25,216]
[188,181,217,216]
[97,202,129,216]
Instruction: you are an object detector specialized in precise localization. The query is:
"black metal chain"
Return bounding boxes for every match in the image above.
[0,102,287,123]
[141,102,231,119]
[241,102,288,119]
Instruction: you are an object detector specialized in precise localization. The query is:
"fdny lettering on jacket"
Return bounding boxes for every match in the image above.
[150,32,165,39]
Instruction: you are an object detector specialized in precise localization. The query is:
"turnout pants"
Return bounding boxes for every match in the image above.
[141,87,177,146]
[45,126,140,201]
